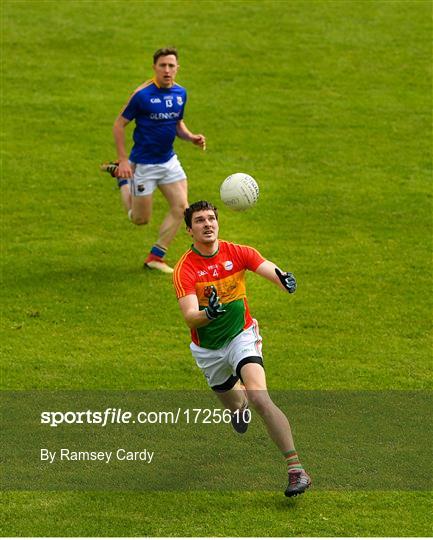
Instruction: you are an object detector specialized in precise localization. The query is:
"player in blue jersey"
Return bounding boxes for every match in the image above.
[102,47,206,273]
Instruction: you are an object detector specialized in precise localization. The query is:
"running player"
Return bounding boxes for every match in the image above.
[102,47,206,273]
[173,200,311,497]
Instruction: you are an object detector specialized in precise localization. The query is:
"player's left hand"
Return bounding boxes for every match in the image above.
[205,285,226,320]
[275,268,297,294]
[192,134,206,150]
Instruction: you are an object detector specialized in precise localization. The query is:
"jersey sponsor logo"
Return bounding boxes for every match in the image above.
[149,112,181,120]
[197,270,208,277]
[195,271,246,306]
[150,97,161,103]
[223,261,233,271]
[207,264,219,277]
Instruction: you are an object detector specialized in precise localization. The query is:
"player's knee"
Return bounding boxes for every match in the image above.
[132,215,150,226]
[171,203,187,221]
[247,391,273,417]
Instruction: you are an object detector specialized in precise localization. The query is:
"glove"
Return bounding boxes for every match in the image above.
[204,285,226,320]
[275,268,297,294]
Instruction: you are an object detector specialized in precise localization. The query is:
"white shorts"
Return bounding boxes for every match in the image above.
[129,155,186,196]
[190,321,263,389]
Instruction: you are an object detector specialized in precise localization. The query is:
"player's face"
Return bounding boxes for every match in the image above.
[153,55,179,88]
[188,210,219,245]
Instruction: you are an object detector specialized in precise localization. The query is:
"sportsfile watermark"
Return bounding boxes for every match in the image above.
[40,407,250,427]
[1,390,431,491]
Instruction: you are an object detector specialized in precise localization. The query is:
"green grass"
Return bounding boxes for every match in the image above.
[1,491,431,537]
[1,0,432,536]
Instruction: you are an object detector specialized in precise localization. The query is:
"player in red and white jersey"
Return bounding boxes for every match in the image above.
[173,200,311,497]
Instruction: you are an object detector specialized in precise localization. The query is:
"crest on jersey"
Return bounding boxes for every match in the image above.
[223,261,234,271]
[204,286,214,298]
[177,96,183,105]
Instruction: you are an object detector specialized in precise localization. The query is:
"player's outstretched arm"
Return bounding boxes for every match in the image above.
[255,260,297,294]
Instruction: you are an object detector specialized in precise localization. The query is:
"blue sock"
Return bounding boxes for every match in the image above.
[117,178,128,188]
[150,244,167,258]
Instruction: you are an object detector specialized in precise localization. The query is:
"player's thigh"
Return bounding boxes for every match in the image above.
[239,362,267,391]
[158,179,188,210]
[129,164,158,222]
[239,363,274,415]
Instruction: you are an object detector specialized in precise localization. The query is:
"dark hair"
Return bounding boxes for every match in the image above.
[184,201,218,228]
[153,47,178,64]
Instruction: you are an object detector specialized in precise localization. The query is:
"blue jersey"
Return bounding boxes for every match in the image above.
[121,79,187,164]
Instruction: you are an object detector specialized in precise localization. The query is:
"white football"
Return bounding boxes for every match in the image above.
[220,173,259,211]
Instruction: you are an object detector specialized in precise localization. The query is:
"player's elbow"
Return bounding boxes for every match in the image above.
[185,317,198,329]
[184,312,204,329]
[113,115,128,131]
[112,120,122,133]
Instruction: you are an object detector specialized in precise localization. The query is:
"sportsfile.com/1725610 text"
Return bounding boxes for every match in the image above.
[40,408,251,427]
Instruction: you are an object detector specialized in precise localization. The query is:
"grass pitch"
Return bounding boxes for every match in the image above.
[1,0,432,536]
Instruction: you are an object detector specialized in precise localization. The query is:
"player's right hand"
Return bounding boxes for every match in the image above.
[117,159,133,178]
[205,285,226,320]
